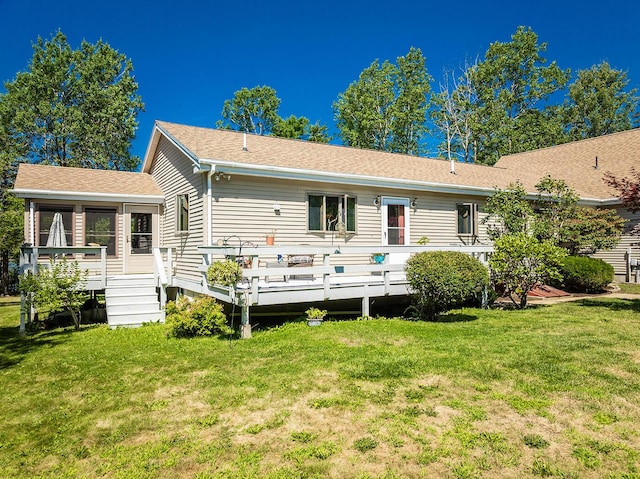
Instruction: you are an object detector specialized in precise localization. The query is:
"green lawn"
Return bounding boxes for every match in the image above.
[1,295,639,478]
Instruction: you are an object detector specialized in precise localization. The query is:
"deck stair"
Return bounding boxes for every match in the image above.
[105,274,164,327]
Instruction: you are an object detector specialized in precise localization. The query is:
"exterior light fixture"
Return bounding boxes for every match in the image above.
[373,195,381,207]
[213,172,231,181]
[411,197,418,209]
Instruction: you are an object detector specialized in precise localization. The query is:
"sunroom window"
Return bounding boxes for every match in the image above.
[37,206,73,247]
[85,208,117,256]
[308,194,356,233]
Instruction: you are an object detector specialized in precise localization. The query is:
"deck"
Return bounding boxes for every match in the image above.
[199,244,493,337]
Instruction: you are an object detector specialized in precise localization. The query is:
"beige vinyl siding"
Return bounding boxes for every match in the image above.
[208,177,493,267]
[149,137,205,284]
[593,208,640,281]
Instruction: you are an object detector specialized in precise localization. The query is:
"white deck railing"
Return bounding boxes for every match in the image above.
[198,244,493,309]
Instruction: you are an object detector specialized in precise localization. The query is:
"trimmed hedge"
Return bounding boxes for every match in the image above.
[405,251,489,320]
[557,256,614,293]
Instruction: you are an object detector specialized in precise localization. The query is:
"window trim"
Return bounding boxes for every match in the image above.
[307,193,357,234]
[456,203,479,236]
[35,204,75,249]
[176,193,189,233]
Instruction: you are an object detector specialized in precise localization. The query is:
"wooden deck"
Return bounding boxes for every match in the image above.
[199,244,493,337]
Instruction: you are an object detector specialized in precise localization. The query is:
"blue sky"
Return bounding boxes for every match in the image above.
[2,0,639,163]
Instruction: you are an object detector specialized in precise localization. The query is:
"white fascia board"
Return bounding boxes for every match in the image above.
[200,159,497,197]
[12,188,164,204]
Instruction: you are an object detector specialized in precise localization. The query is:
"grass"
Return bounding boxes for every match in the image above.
[1,295,640,478]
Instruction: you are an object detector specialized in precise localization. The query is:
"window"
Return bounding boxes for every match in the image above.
[85,208,117,255]
[308,194,356,233]
[457,203,478,236]
[177,194,189,232]
[131,213,152,254]
[38,206,74,247]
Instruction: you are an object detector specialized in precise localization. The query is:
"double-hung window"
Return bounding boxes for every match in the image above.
[177,194,189,232]
[308,194,356,233]
[456,203,479,236]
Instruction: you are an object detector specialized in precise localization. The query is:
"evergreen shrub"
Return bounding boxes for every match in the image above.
[557,256,614,293]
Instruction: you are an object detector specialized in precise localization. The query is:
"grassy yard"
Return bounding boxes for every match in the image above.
[0,295,639,478]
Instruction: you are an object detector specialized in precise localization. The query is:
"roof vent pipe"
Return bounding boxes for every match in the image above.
[594,156,598,169]
[243,132,248,151]
[450,159,456,174]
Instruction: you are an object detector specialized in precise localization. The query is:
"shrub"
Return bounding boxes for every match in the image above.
[165,295,232,338]
[206,259,242,287]
[489,233,566,309]
[405,251,490,321]
[556,256,614,293]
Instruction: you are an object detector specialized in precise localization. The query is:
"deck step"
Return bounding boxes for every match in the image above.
[104,274,164,327]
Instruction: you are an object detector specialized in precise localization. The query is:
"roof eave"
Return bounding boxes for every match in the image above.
[199,158,498,196]
[12,188,165,204]
[142,121,204,173]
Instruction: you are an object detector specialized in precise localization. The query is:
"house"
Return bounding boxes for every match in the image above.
[13,121,640,334]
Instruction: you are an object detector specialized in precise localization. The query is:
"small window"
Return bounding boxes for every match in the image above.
[308,194,356,233]
[457,203,478,236]
[85,208,117,256]
[177,194,189,232]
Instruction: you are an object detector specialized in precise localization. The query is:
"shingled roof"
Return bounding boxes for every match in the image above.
[147,121,519,195]
[147,121,638,202]
[494,128,640,201]
[13,163,163,202]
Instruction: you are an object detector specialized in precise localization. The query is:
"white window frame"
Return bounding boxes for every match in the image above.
[456,203,479,236]
[307,193,357,233]
[176,194,189,232]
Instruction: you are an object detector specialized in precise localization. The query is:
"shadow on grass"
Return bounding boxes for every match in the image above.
[434,312,479,323]
[572,297,640,313]
[0,324,92,369]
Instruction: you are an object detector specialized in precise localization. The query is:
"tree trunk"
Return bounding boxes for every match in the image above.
[0,249,8,296]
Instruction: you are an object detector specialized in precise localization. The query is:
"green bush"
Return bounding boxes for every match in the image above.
[165,296,232,338]
[206,259,242,287]
[405,251,489,321]
[556,256,614,293]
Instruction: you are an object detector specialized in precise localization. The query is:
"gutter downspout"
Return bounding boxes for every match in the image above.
[29,201,35,245]
[207,171,213,246]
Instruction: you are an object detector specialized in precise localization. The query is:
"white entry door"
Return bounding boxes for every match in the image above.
[124,204,158,274]
[382,197,410,268]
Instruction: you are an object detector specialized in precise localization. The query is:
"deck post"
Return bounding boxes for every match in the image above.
[362,284,370,318]
[240,291,252,339]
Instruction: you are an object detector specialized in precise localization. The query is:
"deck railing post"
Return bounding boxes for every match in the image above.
[323,253,331,299]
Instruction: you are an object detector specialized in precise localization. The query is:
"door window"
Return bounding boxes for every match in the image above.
[131,213,152,254]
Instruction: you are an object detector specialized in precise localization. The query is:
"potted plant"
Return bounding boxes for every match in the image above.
[266,229,276,245]
[371,253,385,264]
[305,306,327,326]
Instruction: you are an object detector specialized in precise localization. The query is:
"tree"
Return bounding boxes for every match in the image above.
[483,175,624,254]
[2,31,144,171]
[218,86,331,142]
[482,181,533,239]
[333,47,432,155]
[489,233,566,309]
[218,85,281,135]
[565,61,638,141]
[469,26,570,165]
[0,104,24,295]
[605,168,640,237]
[20,258,88,330]
[431,63,477,162]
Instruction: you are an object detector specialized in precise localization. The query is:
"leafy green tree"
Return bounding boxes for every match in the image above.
[604,168,640,237]
[489,233,566,309]
[469,26,570,165]
[218,86,331,142]
[484,176,623,255]
[2,31,144,171]
[564,61,638,141]
[482,181,533,239]
[0,107,24,295]
[333,47,432,155]
[20,257,89,330]
[218,85,281,135]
